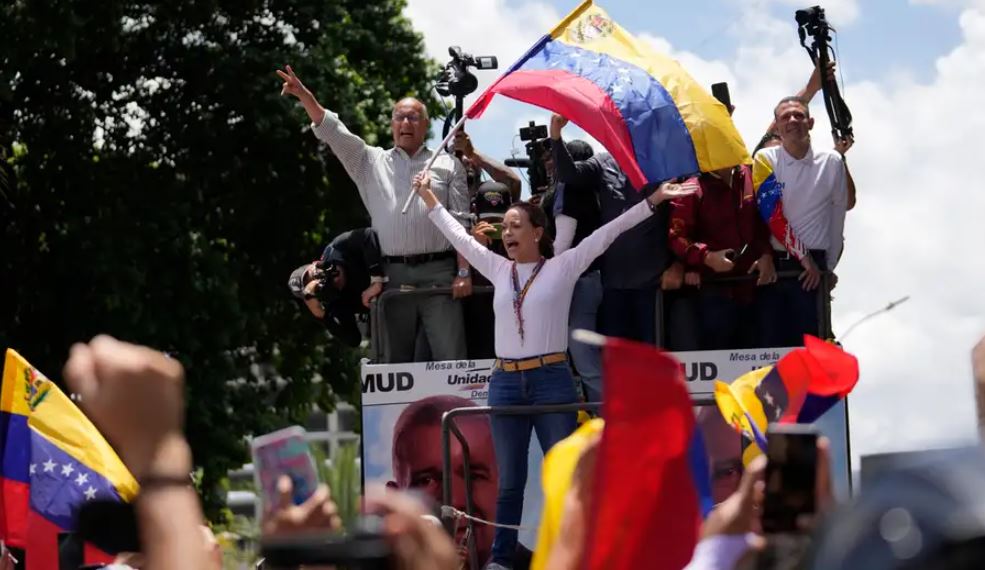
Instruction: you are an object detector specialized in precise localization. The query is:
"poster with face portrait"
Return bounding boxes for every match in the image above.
[360,348,851,567]
[360,358,543,568]
[675,347,852,503]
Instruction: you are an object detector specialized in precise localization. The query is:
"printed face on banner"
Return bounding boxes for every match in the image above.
[362,360,543,568]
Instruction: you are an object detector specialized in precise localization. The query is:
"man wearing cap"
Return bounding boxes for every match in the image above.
[277,65,470,362]
[289,228,387,347]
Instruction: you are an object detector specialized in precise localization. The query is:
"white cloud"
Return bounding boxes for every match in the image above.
[404,0,985,471]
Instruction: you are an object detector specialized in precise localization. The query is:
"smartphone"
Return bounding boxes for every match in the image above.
[761,424,818,534]
[711,82,731,109]
[252,426,320,513]
[485,222,503,240]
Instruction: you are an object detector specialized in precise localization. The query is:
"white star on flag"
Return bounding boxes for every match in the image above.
[617,67,630,75]
[61,464,74,477]
[75,473,89,486]
[84,486,97,501]
[611,83,625,95]
[43,459,56,473]
[29,464,36,475]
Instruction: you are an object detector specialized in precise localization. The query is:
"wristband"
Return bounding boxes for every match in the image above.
[370,275,388,284]
[139,473,192,492]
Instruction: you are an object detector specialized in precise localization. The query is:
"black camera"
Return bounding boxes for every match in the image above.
[794,5,853,141]
[312,260,342,305]
[435,46,498,99]
[504,121,552,193]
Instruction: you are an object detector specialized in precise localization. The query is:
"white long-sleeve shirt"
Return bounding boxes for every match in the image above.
[311,112,470,256]
[428,200,654,359]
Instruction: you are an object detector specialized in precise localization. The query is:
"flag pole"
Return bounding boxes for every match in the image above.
[400,115,468,215]
[572,328,607,347]
[402,0,594,216]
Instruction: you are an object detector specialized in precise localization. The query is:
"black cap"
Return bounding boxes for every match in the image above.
[473,181,512,221]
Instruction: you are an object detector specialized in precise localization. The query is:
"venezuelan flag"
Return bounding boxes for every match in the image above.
[466,0,749,190]
[0,349,139,569]
[753,151,808,261]
[714,336,859,466]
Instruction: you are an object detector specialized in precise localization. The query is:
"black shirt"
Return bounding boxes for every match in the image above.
[552,142,671,289]
[317,228,384,347]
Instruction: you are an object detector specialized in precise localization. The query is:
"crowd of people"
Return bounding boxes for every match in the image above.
[276,55,859,570]
[285,62,856,365]
[33,333,985,570]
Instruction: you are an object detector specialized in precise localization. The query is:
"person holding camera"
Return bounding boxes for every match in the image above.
[454,130,521,201]
[549,113,680,348]
[277,65,470,363]
[754,96,849,347]
[539,139,606,403]
[411,167,696,570]
[288,228,387,348]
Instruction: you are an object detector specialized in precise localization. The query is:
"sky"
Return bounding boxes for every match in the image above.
[401,0,985,473]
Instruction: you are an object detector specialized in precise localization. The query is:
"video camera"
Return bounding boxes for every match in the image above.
[435,46,498,99]
[311,259,342,305]
[435,46,498,140]
[504,121,552,193]
[795,5,853,141]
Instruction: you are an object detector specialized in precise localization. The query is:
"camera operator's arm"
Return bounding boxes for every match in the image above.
[277,65,379,188]
[454,131,522,200]
[835,137,857,210]
[550,114,602,186]
[445,159,475,299]
[826,156,849,270]
[358,229,387,307]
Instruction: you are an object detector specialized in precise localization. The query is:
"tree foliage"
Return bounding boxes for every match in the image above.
[0,0,437,518]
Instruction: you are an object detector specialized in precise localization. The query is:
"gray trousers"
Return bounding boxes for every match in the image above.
[383,258,467,363]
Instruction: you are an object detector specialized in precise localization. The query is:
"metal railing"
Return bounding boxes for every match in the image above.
[439,396,715,569]
[654,269,834,347]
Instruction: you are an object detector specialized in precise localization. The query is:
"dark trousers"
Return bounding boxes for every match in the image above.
[757,250,827,347]
[699,285,759,350]
[599,287,657,345]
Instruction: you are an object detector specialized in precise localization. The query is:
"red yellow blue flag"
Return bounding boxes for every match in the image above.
[0,349,139,569]
[714,336,859,466]
[466,0,750,190]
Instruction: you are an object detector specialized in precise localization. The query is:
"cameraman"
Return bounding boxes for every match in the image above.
[454,130,521,201]
[288,228,387,347]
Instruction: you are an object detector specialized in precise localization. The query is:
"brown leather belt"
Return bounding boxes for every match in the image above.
[494,352,568,372]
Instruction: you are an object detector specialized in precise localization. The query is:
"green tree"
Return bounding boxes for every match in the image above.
[0,0,437,519]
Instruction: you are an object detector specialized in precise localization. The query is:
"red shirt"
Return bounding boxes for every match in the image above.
[669,165,772,283]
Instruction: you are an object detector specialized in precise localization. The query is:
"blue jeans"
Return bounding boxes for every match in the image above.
[488,363,579,566]
[568,271,603,402]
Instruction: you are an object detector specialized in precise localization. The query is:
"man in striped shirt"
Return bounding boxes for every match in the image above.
[277,65,469,362]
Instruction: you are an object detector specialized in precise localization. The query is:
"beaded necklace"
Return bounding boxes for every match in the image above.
[510,257,546,344]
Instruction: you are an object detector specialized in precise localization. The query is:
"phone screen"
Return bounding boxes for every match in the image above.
[762,426,817,533]
[252,426,320,513]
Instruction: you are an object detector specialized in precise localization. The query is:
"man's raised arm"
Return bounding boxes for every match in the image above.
[549,113,602,187]
[277,65,375,184]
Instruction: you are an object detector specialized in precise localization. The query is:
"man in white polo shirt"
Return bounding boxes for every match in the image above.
[754,96,848,346]
[277,65,470,362]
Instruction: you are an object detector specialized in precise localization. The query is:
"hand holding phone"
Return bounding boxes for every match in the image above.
[761,424,818,534]
[252,426,320,514]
